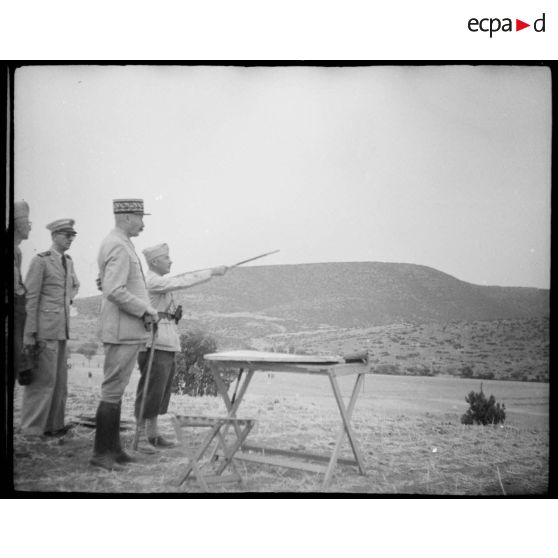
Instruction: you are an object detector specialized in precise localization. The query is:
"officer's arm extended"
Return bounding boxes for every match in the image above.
[146,270,213,294]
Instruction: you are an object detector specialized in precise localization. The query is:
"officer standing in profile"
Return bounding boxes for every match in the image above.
[13,200,32,392]
[136,243,227,448]
[21,218,80,437]
[91,198,158,471]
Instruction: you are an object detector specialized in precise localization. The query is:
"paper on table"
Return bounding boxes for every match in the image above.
[204,350,344,364]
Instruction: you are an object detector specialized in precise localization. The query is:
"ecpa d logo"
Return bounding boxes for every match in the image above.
[468,13,545,37]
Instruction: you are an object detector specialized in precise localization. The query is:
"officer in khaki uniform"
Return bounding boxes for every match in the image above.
[91,198,158,471]
[136,243,227,447]
[21,218,80,437]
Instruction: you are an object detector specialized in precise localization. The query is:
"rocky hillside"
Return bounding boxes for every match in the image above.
[70,263,549,381]
[174,262,550,326]
[75,261,549,329]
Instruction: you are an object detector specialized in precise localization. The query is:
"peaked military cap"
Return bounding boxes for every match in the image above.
[14,200,30,220]
[47,218,77,235]
[143,243,169,262]
[113,198,151,215]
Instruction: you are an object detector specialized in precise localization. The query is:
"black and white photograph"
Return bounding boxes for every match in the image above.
[7,63,550,495]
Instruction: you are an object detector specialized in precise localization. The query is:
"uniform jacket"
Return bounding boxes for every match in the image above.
[24,248,80,340]
[14,243,26,296]
[97,227,151,344]
[145,268,212,352]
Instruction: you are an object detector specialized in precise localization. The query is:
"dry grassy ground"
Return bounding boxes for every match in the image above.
[12,358,549,494]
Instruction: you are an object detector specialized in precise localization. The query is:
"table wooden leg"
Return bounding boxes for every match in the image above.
[230,369,255,416]
[211,366,254,416]
[323,373,366,487]
[176,427,221,488]
[211,366,234,410]
[214,429,242,478]
[211,367,254,431]
[214,420,255,476]
[209,367,255,461]
[171,416,210,491]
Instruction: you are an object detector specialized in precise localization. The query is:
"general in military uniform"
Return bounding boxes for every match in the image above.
[91,198,158,471]
[20,218,80,437]
[136,243,227,447]
[13,200,32,392]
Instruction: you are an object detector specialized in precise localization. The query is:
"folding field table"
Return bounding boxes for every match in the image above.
[204,350,372,489]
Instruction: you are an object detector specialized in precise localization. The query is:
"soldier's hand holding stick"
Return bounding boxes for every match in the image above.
[133,321,159,451]
[142,306,159,331]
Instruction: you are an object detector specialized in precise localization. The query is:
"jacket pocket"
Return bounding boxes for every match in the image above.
[37,310,61,338]
[118,311,149,342]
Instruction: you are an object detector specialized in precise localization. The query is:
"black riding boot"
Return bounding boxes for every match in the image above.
[113,401,136,464]
[90,401,124,471]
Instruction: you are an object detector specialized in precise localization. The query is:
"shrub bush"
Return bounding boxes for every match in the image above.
[405,365,432,376]
[460,384,506,425]
[173,330,236,397]
[76,341,98,366]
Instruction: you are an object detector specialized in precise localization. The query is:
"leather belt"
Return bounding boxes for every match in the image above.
[158,311,174,321]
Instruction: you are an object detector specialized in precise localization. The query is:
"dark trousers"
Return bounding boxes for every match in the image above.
[134,350,176,420]
[14,296,26,377]
[13,295,32,391]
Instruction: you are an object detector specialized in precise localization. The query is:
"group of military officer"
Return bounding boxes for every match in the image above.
[14,197,227,472]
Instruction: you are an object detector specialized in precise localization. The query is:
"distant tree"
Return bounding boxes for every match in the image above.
[173,330,236,397]
[461,384,506,425]
[460,365,474,378]
[76,342,98,367]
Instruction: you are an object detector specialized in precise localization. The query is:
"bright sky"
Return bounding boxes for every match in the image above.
[14,65,551,297]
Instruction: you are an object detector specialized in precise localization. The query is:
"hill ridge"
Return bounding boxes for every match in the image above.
[74,261,549,328]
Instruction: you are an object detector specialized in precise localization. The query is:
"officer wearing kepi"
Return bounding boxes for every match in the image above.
[21,218,80,437]
[91,198,158,471]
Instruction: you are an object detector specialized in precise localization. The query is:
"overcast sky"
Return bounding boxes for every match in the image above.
[14,65,551,297]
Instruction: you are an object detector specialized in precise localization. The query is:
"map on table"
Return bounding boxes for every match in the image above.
[204,350,345,365]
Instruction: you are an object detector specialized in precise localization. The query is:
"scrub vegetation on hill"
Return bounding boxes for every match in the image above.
[71,262,549,383]
[262,318,549,383]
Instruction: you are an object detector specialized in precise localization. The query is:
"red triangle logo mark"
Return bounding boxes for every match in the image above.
[516,19,530,31]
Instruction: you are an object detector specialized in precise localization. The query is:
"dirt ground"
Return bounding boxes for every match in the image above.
[11,360,549,494]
